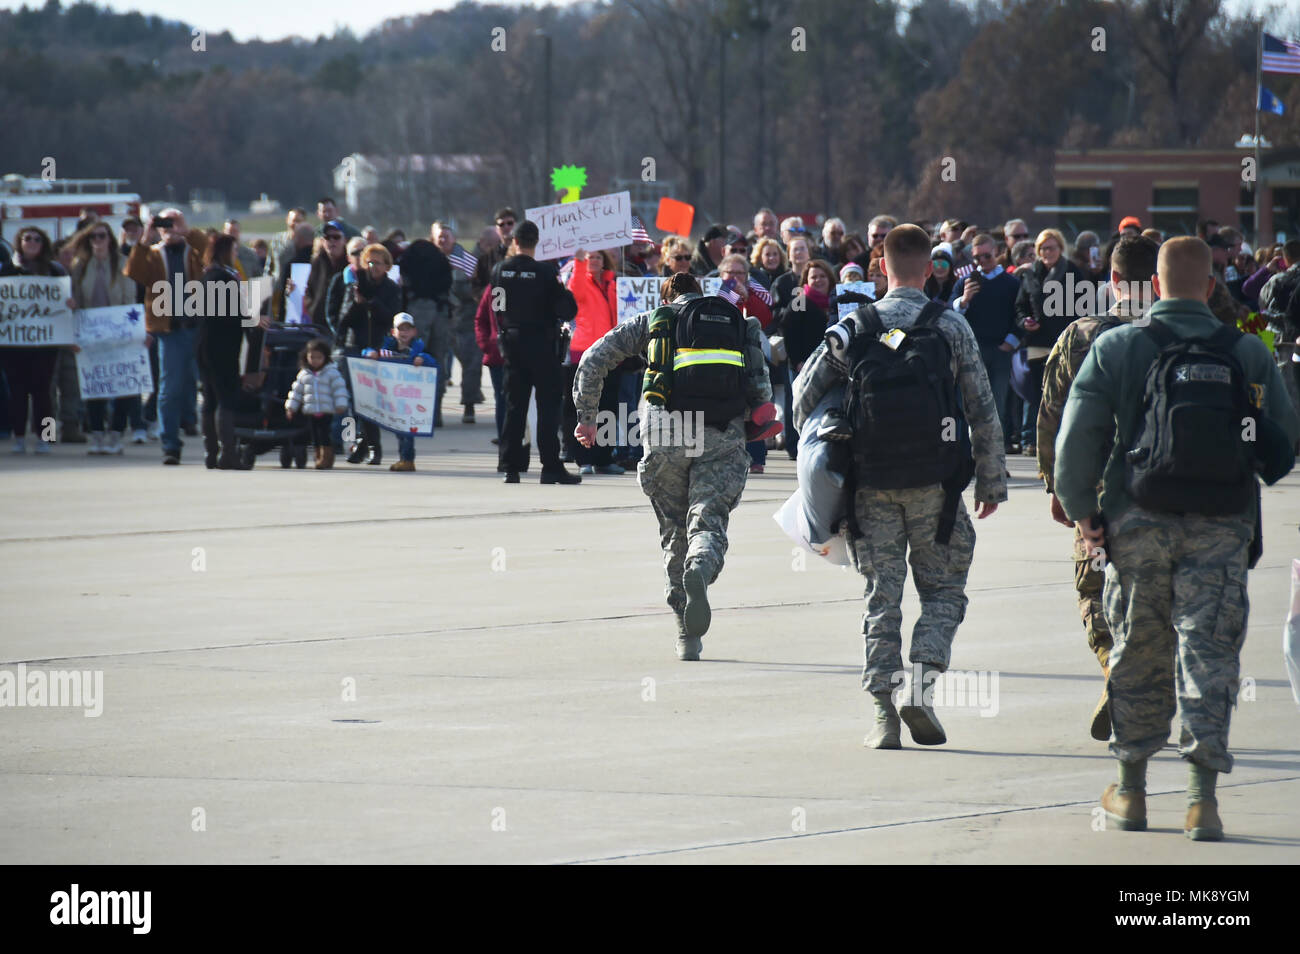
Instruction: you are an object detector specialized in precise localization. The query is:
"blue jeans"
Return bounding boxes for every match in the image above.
[978,343,1012,447]
[1021,357,1045,447]
[397,433,415,461]
[488,364,505,437]
[158,325,199,453]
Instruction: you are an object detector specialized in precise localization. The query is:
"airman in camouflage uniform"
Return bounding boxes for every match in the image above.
[573,290,771,661]
[1056,236,1299,840]
[794,229,1006,749]
[1037,235,1158,741]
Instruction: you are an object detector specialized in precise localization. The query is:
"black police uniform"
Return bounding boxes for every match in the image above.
[490,252,579,478]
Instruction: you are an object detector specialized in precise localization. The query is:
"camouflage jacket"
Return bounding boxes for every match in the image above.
[572,293,771,425]
[1036,298,1145,492]
[791,286,1008,505]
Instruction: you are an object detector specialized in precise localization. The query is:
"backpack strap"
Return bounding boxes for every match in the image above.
[914,300,947,330]
[1138,318,1178,350]
[1206,322,1244,351]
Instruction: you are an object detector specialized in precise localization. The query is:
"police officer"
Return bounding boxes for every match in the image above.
[1037,235,1159,742]
[1056,236,1299,841]
[793,224,1007,749]
[490,220,581,484]
[573,273,772,660]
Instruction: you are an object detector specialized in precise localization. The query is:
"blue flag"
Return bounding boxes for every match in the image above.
[1258,85,1285,115]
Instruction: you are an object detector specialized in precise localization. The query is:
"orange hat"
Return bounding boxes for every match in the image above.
[1118,215,1142,231]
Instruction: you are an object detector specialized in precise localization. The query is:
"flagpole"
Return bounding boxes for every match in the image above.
[1254,26,1262,245]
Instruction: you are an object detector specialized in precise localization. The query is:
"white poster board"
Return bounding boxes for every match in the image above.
[614,276,720,323]
[74,304,152,399]
[835,281,876,319]
[0,275,75,346]
[287,263,310,324]
[526,191,633,261]
[348,356,438,436]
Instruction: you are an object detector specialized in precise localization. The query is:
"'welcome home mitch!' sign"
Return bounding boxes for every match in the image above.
[526,191,633,260]
[0,276,74,345]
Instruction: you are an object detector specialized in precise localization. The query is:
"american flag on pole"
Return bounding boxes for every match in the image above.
[630,216,652,244]
[1263,33,1300,74]
[449,246,478,277]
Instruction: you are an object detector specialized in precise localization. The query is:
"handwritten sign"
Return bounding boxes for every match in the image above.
[74,305,152,399]
[526,190,633,261]
[349,356,438,436]
[835,281,876,319]
[0,276,74,346]
[614,276,721,323]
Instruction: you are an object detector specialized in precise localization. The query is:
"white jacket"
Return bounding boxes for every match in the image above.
[286,364,349,416]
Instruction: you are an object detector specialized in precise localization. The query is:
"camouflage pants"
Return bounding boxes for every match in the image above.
[851,484,976,693]
[1103,507,1253,773]
[1072,524,1112,656]
[637,418,750,617]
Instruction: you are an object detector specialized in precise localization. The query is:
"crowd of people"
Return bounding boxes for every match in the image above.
[3,199,1299,476]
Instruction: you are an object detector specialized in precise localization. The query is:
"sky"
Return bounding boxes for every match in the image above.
[0,0,1285,44]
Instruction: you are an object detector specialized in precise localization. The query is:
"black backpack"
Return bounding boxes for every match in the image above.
[844,301,974,542]
[668,295,748,427]
[1125,321,1257,515]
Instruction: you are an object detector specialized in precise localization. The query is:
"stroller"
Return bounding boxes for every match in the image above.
[233,322,333,469]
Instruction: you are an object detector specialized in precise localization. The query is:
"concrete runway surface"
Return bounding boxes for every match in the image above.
[2,407,1298,864]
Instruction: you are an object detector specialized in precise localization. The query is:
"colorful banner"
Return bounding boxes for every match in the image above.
[0,275,75,346]
[348,356,438,436]
[615,276,721,324]
[74,304,153,400]
[526,190,633,261]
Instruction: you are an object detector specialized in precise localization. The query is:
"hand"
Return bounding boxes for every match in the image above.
[284,278,295,294]
[1076,516,1106,551]
[258,312,271,330]
[1049,493,1071,527]
[241,371,265,390]
[574,422,596,448]
[998,342,1014,352]
[66,298,78,311]
[975,501,998,519]
[961,277,979,306]
[734,280,750,301]
[1270,255,1285,272]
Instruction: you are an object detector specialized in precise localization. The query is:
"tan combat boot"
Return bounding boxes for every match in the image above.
[318,447,335,469]
[1100,783,1147,831]
[1185,801,1224,842]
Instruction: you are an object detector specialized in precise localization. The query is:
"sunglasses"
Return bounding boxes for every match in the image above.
[497,220,515,228]
[1010,233,1029,241]
[871,233,889,241]
[672,254,690,262]
[21,234,42,243]
[91,233,110,241]
[931,258,949,266]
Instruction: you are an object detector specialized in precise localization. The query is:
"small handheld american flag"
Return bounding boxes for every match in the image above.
[954,263,975,280]
[631,216,652,244]
[449,247,477,278]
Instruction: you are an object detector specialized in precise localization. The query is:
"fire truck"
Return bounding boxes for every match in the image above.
[1,173,142,246]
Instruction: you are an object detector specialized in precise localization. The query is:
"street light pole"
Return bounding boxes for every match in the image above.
[718,31,726,223]
[536,29,553,206]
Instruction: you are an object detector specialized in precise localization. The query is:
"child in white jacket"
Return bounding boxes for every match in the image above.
[286,338,350,469]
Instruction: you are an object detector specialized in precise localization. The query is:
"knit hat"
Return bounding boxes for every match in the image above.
[839,262,865,282]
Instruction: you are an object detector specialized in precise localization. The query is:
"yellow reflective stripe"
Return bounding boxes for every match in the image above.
[672,348,744,370]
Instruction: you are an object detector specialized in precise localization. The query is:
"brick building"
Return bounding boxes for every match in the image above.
[1035,148,1300,244]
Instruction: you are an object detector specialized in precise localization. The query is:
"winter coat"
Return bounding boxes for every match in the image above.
[474,285,503,366]
[124,230,208,334]
[335,272,401,352]
[70,257,135,307]
[567,257,618,354]
[286,363,350,416]
[1014,258,1088,351]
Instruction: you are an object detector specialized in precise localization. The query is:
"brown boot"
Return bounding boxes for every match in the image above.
[1101,783,1147,831]
[318,447,335,469]
[1185,801,1224,841]
[1090,643,1112,742]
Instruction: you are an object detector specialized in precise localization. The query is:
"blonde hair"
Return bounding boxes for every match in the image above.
[750,237,787,270]
[1034,228,1066,256]
[360,243,393,268]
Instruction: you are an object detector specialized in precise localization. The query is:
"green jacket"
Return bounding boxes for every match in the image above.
[1055,298,1300,523]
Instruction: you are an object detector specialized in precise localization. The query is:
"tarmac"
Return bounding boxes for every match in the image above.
[2,401,1298,865]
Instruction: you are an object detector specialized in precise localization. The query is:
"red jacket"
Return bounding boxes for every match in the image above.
[474,285,503,366]
[567,257,618,354]
[737,281,773,330]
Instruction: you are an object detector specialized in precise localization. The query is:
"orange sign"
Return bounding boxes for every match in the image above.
[655,197,695,238]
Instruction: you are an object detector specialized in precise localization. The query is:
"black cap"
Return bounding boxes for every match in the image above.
[703,223,728,242]
[1207,234,1230,249]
